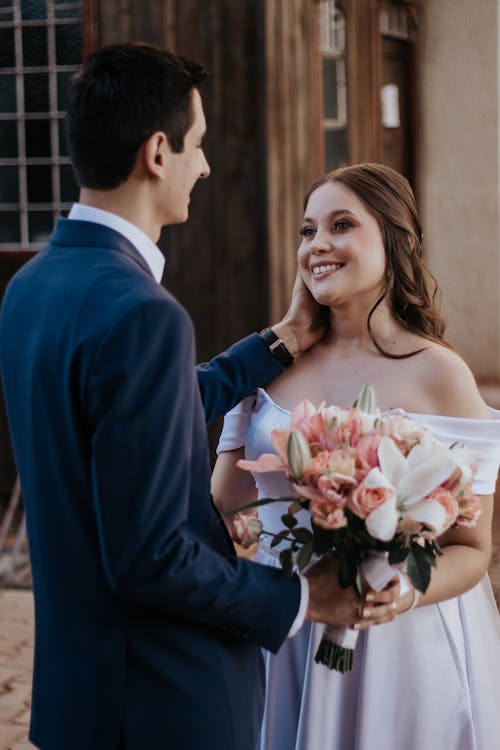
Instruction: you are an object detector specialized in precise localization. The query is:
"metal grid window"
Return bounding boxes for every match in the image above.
[0,0,82,251]
[320,0,347,171]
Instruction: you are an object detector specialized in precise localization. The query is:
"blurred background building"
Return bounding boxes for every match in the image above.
[0,0,499,594]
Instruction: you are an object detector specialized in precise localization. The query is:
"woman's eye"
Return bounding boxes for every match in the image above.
[333,219,352,231]
[299,226,315,238]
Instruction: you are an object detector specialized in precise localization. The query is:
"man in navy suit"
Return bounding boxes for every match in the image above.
[0,44,398,749]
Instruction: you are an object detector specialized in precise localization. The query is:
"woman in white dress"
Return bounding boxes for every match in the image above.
[212,163,500,750]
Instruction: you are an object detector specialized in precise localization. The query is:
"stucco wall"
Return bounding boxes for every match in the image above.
[418,0,500,381]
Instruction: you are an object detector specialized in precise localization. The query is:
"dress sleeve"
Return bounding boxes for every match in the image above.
[216,393,257,453]
[407,409,500,494]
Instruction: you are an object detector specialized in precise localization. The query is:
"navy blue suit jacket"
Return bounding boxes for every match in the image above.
[0,220,301,750]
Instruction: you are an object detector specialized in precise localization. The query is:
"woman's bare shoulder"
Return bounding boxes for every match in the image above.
[413,344,490,418]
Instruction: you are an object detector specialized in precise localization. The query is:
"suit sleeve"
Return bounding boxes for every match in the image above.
[196,333,283,424]
[87,297,300,652]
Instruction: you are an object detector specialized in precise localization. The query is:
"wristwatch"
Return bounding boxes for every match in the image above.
[258,327,294,368]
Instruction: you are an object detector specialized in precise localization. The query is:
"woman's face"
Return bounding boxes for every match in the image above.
[297,180,387,309]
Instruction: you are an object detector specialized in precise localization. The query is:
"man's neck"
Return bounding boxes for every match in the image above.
[79,185,161,244]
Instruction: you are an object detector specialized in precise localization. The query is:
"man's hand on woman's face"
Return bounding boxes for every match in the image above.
[272,268,329,357]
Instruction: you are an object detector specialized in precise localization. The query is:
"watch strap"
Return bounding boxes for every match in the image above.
[258,327,294,368]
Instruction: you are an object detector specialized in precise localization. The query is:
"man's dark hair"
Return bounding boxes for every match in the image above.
[65,43,208,189]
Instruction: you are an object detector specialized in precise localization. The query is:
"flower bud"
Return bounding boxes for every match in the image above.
[287,429,312,480]
[356,384,379,415]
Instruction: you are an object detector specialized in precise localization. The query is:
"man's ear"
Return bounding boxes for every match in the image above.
[143,131,171,179]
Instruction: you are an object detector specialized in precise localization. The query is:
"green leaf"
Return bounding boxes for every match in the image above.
[311,523,335,556]
[279,547,294,577]
[270,529,290,548]
[281,513,298,529]
[388,546,409,565]
[433,539,444,557]
[407,547,432,593]
[297,540,314,572]
[291,527,314,544]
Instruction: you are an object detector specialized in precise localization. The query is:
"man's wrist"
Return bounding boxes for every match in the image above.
[259,326,295,367]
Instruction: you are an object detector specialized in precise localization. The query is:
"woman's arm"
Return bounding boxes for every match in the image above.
[212,448,259,537]
[395,348,494,612]
[396,494,493,613]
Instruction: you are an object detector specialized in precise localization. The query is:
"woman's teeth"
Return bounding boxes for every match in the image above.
[312,263,343,276]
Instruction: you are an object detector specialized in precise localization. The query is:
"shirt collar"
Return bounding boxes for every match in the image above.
[68,204,165,283]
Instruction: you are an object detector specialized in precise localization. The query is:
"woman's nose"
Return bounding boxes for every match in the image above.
[310,232,331,253]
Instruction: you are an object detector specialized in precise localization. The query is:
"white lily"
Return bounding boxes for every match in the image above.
[409,432,483,469]
[365,437,457,541]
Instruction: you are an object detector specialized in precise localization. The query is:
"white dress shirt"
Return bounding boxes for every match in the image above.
[68,203,165,283]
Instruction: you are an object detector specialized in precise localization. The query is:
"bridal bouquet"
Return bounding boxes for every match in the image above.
[235,385,482,672]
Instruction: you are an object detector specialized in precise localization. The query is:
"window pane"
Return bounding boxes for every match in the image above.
[29,210,53,242]
[58,118,68,156]
[57,70,72,110]
[27,164,52,202]
[325,129,347,171]
[25,73,49,112]
[25,119,51,157]
[60,163,78,202]
[22,26,48,67]
[323,59,339,121]
[0,212,21,244]
[55,23,82,65]
[21,0,47,20]
[0,120,18,157]
[55,7,80,19]
[0,166,19,202]
[0,28,15,68]
[0,74,16,112]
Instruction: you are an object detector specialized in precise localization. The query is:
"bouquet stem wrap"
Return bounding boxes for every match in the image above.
[314,551,409,672]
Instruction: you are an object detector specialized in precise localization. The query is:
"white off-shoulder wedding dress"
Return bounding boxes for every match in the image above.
[218,388,500,750]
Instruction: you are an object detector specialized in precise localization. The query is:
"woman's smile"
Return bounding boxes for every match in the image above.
[311,261,345,279]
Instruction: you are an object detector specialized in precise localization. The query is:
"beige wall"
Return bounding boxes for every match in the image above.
[418,0,500,382]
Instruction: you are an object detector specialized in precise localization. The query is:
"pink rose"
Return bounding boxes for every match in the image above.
[302,450,331,482]
[348,481,394,520]
[296,412,335,453]
[336,409,363,447]
[232,512,263,548]
[426,487,459,529]
[309,497,348,530]
[293,482,346,506]
[327,447,357,481]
